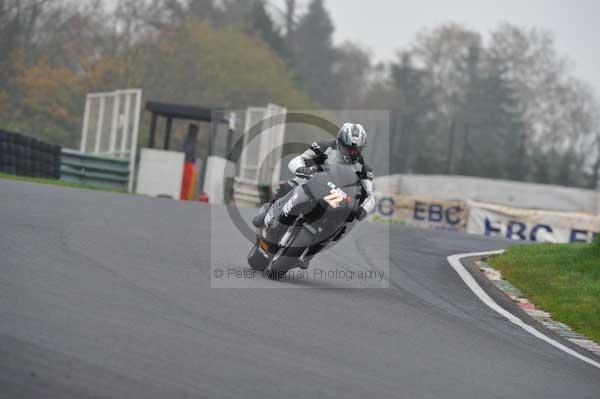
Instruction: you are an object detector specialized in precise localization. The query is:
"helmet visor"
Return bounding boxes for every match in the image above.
[339,142,362,161]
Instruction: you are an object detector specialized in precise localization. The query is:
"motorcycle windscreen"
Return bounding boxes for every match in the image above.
[303,163,362,200]
[302,163,362,230]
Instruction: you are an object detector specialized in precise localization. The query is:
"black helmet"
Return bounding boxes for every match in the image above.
[337,123,367,163]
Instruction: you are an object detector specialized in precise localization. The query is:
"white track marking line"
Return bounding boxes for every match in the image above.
[447,250,600,370]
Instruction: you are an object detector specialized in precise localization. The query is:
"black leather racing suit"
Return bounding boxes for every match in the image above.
[272,139,375,216]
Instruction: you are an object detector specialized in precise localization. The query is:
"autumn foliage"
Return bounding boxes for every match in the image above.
[0,5,310,148]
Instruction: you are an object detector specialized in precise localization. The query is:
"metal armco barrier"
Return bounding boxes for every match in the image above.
[60,149,129,191]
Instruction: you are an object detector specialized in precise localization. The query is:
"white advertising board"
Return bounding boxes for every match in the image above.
[371,194,467,231]
[136,148,184,199]
[466,200,599,243]
[203,156,235,204]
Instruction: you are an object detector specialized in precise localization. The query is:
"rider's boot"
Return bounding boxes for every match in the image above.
[251,181,296,228]
[298,259,310,270]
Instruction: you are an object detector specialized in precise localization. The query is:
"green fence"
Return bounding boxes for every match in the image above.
[60,149,130,191]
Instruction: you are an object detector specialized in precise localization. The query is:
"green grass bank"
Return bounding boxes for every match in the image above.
[488,239,600,343]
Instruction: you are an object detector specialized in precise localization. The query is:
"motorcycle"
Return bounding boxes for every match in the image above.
[247,162,364,279]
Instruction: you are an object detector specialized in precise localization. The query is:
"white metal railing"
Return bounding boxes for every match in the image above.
[79,89,142,192]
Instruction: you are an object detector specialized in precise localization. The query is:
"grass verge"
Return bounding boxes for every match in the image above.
[370,215,406,225]
[488,242,600,343]
[0,172,127,193]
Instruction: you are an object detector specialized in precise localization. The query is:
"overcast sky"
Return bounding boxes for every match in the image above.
[310,0,600,93]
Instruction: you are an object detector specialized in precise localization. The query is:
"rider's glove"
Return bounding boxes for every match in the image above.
[295,166,317,179]
[355,207,367,221]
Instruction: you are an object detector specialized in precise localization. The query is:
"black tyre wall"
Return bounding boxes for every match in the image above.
[0,129,61,179]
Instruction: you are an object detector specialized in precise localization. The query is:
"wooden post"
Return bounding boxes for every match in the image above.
[164,117,173,150]
[149,113,157,148]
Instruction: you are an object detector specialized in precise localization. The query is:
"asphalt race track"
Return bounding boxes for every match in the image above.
[1,179,599,398]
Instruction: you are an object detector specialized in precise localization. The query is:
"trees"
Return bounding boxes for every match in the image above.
[128,21,310,110]
[388,53,438,173]
[330,42,371,107]
[1,1,598,188]
[488,24,598,187]
[0,2,311,147]
[0,0,119,145]
[376,24,484,175]
[0,0,56,116]
[248,0,289,62]
[368,22,598,188]
[480,59,527,181]
[293,0,336,105]
[287,0,373,107]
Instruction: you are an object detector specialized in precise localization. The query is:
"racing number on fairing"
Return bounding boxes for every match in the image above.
[324,181,349,209]
[324,190,345,208]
